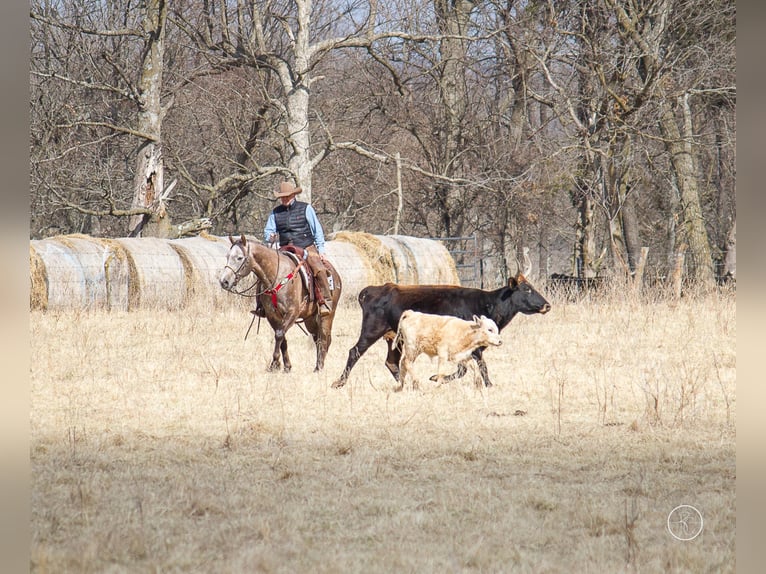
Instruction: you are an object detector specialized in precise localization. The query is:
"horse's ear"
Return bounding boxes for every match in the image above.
[228,235,234,245]
[240,234,247,246]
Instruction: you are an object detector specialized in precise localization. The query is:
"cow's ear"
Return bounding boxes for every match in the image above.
[472,315,482,326]
[240,234,247,246]
[228,234,235,245]
[508,275,519,288]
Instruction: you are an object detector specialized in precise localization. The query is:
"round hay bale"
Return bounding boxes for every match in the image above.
[30,235,112,311]
[332,231,396,285]
[376,235,420,285]
[389,235,459,285]
[112,237,188,310]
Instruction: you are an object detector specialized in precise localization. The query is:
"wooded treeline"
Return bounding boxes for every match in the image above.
[30,0,735,285]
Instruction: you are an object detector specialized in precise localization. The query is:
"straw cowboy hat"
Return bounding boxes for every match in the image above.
[274,181,303,198]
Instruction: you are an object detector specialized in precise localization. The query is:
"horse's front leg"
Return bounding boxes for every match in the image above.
[276,310,301,372]
[268,327,292,372]
[268,328,285,372]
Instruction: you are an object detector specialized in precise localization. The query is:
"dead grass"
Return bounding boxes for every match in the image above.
[30,290,735,573]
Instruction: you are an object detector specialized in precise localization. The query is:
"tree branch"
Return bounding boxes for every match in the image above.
[30,11,145,38]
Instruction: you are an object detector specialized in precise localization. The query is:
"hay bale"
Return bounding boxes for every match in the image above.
[30,236,111,311]
[112,237,188,310]
[376,235,420,285]
[28,232,459,312]
[389,235,459,285]
[332,231,396,285]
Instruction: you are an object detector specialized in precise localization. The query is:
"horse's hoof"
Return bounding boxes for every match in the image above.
[283,366,292,373]
[331,379,345,389]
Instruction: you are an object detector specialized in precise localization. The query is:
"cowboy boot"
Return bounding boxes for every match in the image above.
[316,271,333,316]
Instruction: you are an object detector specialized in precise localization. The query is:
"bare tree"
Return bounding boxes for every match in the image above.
[31,0,180,238]
[606,0,734,285]
[127,0,169,237]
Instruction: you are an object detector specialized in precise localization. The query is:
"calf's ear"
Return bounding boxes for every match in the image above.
[508,276,519,288]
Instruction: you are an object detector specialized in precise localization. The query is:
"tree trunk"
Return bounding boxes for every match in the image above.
[621,185,642,272]
[659,93,715,285]
[434,0,475,237]
[575,191,598,278]
[128,0,168,237]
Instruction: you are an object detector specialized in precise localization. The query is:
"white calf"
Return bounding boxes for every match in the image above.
[394,310,502,391]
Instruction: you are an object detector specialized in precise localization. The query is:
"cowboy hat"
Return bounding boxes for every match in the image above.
[274,181,303,198]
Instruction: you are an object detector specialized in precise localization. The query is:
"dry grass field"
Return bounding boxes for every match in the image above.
[30,287,736,573]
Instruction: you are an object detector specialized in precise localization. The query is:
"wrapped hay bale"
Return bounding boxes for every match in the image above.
[333,232,459,286]
[388,235,459,285]
[29,231,459,311]
[112,237,189,310]
[30,235,113,311]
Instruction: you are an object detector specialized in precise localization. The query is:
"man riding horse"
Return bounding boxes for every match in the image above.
[255,180,334,317]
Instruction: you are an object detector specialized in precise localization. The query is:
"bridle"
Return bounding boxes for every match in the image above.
[223,241,305,306]
[222,242,261,297]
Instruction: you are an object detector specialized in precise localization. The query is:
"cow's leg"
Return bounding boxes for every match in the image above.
[434,352,448,386]
[395,355,409,392]
[384,334,402,382]
[472,348,492,387]
[331,327,387,388]
[429,362,467,383]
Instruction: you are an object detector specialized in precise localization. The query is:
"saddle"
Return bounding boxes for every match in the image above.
[279,245,315,302]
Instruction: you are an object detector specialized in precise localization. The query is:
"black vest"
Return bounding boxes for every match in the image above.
[273,201,313,249]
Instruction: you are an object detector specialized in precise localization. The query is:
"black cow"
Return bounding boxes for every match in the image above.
[331,273,551,389]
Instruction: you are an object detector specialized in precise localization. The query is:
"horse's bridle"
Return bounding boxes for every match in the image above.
[222,241,262,296]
